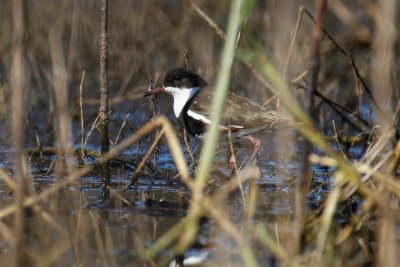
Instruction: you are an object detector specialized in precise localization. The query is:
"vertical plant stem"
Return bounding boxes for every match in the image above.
[99,0,110,198]
[294,0,326,255]
[49,26,73,180]
[307,0,326,114]
[11,0,26,264]
[79,70,86,154]
[315,173,343,265]
[100,0,110,155]
[371,0,396,130]
[372,0,397,266]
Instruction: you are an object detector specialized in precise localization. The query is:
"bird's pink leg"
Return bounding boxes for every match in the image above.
[229,152,237,171]
[245,135,261,165]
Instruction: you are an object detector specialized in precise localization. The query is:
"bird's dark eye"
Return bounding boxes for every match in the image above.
[174,75,181,81]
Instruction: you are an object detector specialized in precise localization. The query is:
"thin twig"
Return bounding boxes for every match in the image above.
[79,70,86,154]
[114,113,130,147]
[303,8,377,108]
[283,6,304,80]
[126,129,171,188]
[82,113,101,151]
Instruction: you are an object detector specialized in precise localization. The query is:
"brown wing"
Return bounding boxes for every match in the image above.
[189,88,292,131]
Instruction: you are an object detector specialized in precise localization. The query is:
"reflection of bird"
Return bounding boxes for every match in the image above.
[145,68,292,167]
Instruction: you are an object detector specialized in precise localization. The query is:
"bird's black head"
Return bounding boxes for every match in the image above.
[163,68,208,89]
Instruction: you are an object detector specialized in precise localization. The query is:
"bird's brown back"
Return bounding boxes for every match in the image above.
[189,87,293,132]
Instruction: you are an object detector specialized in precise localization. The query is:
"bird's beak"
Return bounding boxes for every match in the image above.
[144,86,165,97]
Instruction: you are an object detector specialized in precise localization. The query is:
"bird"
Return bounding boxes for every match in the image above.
[144,68,292,168]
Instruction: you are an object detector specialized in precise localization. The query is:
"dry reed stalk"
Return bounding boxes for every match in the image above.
[388,135,400,173]
[182,128,195,162]
[367,171,400,198]
[74,193,88,264]
[99,0,110,199]
[185,0,225,39]
[114,113,130,147]
[243,177,258,221]
[314,172,344,264]
[308,1,326,113]
[295,0,326,256]
[0,168,17,192]
[283,6,304,80]
[10,0,26,264]
[88,212,114,265]
[49,27,74,177]
[99,0,110,155]
[125,128,172,188]
[255,225,296,266]
[332,121,349,160]
[377,212,397,267]
[371,1,397,130]
[0,220,15,248]
[35,133,43,159]
[66,0,80,75]
[309,154,400,211]
[371,2,398,264]
[226,176,259,265]
[79,70,86,154]
[0,116,189,220]
[82,113,101,151]
[362,129,394,166]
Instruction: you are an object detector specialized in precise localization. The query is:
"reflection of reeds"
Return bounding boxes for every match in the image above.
[2,117,184,207]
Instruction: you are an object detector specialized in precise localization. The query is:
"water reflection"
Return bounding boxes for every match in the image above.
[0,103,336,266]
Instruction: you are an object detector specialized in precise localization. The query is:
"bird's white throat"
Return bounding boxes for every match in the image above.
[164,86,200,117]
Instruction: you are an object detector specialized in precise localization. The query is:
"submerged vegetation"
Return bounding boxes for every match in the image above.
[0,0,399,266]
